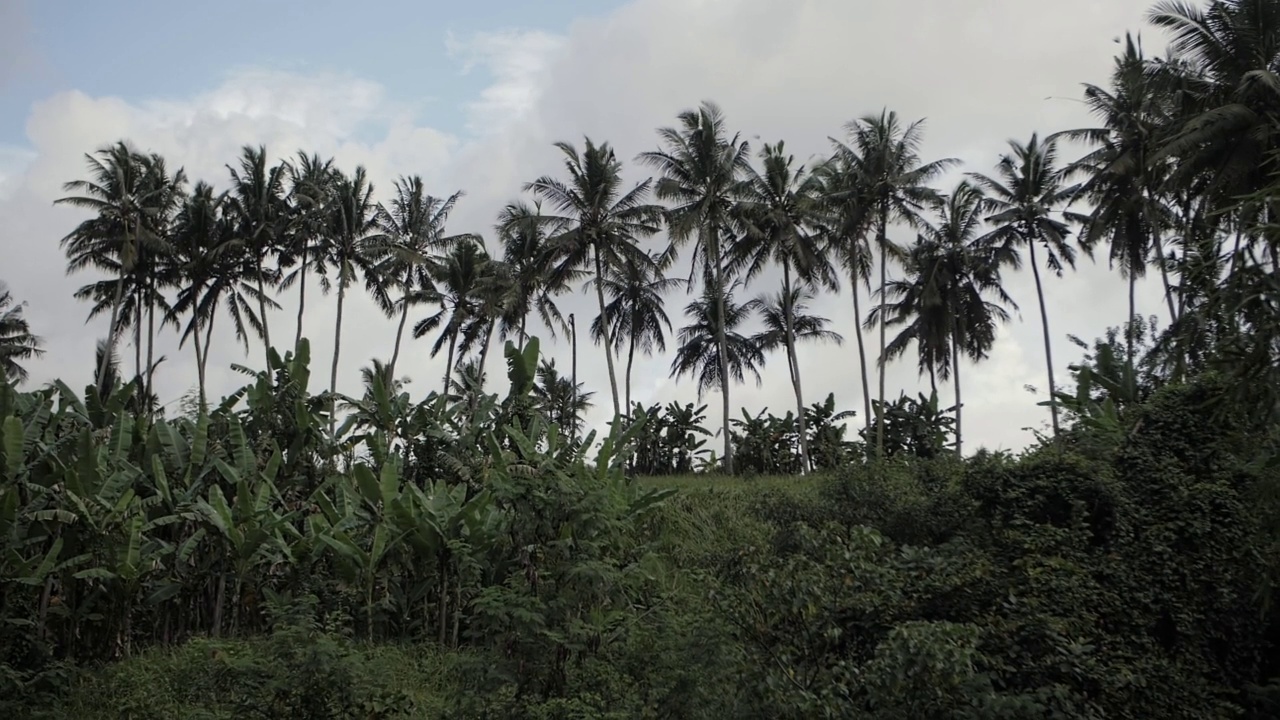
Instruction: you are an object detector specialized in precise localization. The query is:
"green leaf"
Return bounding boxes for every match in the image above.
[1,415,22,482]
[190,414,210,467]
[354,465,381,507]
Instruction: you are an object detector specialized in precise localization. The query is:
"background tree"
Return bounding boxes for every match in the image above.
[670,282,766,421]
[639,100,752,472]
[413,238,490,397]
[814,148,875,437]
[731,141,837,471]
[526,138,663,419]
[972,134,1078,439]
[225,145,289,369]
[590,249,680,410]
[324,166,389,432]
[282,152,336,349]
[495,200,575,345]
[748,286,843,471]
[0,282,44,384]
[839,110,955,460]
[376,178,466,378]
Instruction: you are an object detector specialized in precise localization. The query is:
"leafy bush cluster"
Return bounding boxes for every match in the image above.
[0,337,676,717]
[720,376,1279,718]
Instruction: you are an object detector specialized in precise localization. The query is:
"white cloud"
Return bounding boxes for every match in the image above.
[1,0,1173,453]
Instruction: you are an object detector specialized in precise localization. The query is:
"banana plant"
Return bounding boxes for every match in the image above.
[197,416,295,635]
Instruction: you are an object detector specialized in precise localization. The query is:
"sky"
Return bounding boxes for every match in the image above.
[0,0,1173,453]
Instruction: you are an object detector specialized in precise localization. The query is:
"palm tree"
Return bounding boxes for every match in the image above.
[167,181,231,408]
[749,286,843,470]
[535,358,594,438]
[971,134,1078,439]
[324,166,389,431]
[872,182,1017,455]
[376,177,467,378]
[56,142,164,392]
[455,251,509,388]
[495,200,576,344]
[282,152,336,349]
[0,283,43,384]
[814,149,875,438]
[670,282,766,410]
[638,100,752,472]
[838,110,956,460]
[1148,0,1280,235]
[590,249,681,410]
[413,238,490,397]
[1058,34,1176,372]
[731,140,837,472]
[225,145,289,368]
[525,138,663,419]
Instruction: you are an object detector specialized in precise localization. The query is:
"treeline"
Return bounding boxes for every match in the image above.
[2,1,1276,473]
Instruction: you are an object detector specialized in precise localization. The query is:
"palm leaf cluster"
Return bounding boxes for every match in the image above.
[17,0,1275,466]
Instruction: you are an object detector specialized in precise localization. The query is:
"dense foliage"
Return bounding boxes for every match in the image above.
[3,0,1280,716]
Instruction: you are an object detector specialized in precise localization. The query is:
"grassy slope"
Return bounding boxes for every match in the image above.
[57,473,821,718]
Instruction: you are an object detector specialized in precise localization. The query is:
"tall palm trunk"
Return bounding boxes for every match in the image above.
[593,245,622,419]
[100,276,126,393]
[1126,268,1137,376]
[625,330,636,414]
[875,211,889,460]
[201,310,217,400]
[294,250,309,349]
[256,271,273,372]
[1153,227,1178,325]
[330,279,346,436]
[952,327,963,457]
[850,270,872,437]
[1027,239,1061,438]
[476,321,495,386]
[192,312,207,412]
[133,305,143,388]
[782,264,810,474]
[442,328,458,399]
[710,230,734,474]
[145,278,157,409]
[388,268,412,378]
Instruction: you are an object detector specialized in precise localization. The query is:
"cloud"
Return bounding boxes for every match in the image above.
[1,0,1173,454]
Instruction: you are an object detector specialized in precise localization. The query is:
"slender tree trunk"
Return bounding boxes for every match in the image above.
[519,314,528,345]
[192,313,207,412]
[1126,269,1137,377]
[850,272,872,438]
[442,329,458,399]
[256,273,272,373]
[570,315,578,441]
[928,365,937,397]
[389,269,412,379]
[1027,240,1060,439]
[1154,231,1178,326]
[952,324,963,457]
[593,246,622,419]
[782,265,810,474]
[145,281,156,410]
[99,276,126,393]
[476,321,495,387]
[134,309,143,390]
[294,250,308,349]
[876,212,889,460]
[711,232,734,474]
[625,331,636,414]
[330,280,346,435]
[201,310,216,400]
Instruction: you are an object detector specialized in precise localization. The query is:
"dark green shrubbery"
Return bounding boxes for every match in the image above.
[714,374,1280,719]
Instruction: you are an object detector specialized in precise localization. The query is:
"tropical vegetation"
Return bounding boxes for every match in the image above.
[2,0,1280,716]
